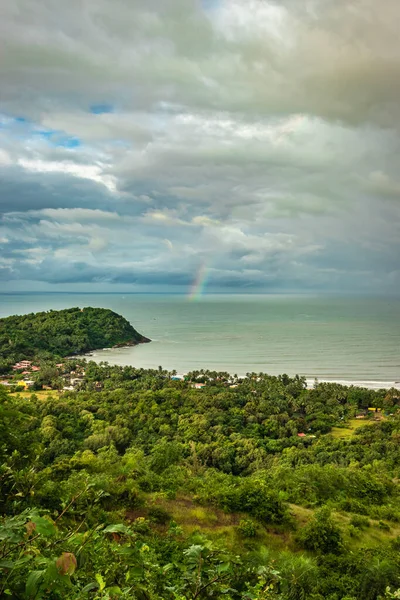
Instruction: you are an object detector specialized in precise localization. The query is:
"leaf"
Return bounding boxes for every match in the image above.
[14,556,33,568]
[26,521,36,536]
[130,566,144,578]
[25,570,45,599]
[81,582,99,593]
[107,586,122,596]
[31,515,56,537]
[0,560,14,569]
[183,544,203,561]
[56,552,77,576]
[103,524,131,535]
[162,563,174,573]
[95,573,106,592]
[216,563,231,574]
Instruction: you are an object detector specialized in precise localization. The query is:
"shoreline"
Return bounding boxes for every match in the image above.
[79,349,400,390]
[305,378,400,391]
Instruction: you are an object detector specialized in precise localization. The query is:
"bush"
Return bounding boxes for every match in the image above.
[296,507,343,554]
[131,517,151,534]
[147,506,172,524]
[378,520,391,531]
[350,515,370,529]
[347,524,359,538]
[217,478,289,525]
[390,536,400,551]
[237,518,257,538]
[369,505,400,523]
[138,472,163,492]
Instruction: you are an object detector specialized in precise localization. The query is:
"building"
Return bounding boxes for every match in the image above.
[13,360,32,370]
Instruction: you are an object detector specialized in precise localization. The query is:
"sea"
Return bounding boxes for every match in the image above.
[0,293,399,390]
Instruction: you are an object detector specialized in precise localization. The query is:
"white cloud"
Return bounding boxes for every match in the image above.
[0,149,12,166]
[18,159,117,192]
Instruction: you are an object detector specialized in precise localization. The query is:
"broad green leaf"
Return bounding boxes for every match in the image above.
[26,570,45,599]
[130,566,144,578]
[183,544,203,561]
[31,515,56,537]
[106,586,122,596]
[103,523,131,534]
[216,563,231,573]
[0,560,14,569]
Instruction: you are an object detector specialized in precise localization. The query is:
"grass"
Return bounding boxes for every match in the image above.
[155,496,240,530]
[330,418,376,439]
[125,492,400,555]
[335,510,400,549]
[9,390,60,400]
[138,495,290,551]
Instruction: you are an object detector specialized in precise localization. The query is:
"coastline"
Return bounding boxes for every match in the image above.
[79,348,400,390]
[70,336,151,358]
[305,378,400,391]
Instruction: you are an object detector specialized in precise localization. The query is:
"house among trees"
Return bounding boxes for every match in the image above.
[12,360,32,370]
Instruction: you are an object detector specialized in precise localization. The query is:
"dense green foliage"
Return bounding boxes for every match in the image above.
[0,307,149,363]
[1,362,400,598]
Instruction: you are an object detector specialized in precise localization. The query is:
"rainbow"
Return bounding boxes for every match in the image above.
[188,263,210,301]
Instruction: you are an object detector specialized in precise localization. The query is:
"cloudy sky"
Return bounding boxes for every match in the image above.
[1,0,399,294]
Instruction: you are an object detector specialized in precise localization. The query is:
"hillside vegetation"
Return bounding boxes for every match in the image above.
[0,307,149,362]
[1,365,400,599]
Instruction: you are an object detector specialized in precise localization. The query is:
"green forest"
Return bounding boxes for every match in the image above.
[0,308,149,364]
[2,360,400,599]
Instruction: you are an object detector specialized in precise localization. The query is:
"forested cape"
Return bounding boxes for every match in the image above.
[1,360,400,600]
[0,307,150,361]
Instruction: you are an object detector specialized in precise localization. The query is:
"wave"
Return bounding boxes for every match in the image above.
[306,378,400,390]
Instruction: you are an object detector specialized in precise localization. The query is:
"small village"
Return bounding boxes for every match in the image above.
[0,359,103,393]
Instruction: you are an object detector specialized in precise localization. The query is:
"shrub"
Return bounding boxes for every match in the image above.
[137,472,162,492]
[390,536,400,551]
[350,514,370,529]
[147,506,172,524]
[237,518,257,538]
[347,524,359,538]
[296,507,343,554]
[131,517,151,534]
[218,478,289,525]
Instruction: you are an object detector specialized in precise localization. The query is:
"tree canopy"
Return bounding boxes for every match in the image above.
[1,363,400,599]
[0,307,150,362]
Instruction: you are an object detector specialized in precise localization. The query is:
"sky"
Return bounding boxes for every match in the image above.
[0,0,400,295]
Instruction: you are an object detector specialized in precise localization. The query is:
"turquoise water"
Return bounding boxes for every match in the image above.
[0,294,399,386]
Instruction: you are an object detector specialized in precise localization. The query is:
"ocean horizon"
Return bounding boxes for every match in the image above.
[1,292,399,390]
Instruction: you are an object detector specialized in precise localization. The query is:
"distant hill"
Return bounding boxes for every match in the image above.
[0,307,150,361]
